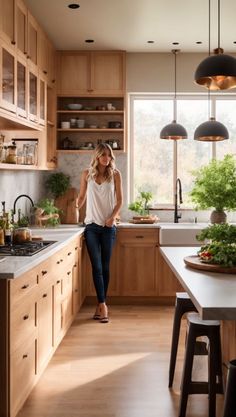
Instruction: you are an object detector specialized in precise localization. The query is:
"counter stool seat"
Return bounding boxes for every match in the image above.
[179,312,223,417]
[169,292,198,387]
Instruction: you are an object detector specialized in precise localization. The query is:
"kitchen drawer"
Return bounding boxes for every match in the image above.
[10,336,37,417]
[117,229,159,244]
[53,238,79,272]
[38,257,55,287]
[10,300,37,354]
[10,268,39,310]
[61,268,73,298]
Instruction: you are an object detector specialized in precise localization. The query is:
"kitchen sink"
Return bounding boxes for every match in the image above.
[159,223,207,245]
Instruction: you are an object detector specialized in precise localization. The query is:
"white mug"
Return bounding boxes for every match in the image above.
[107,103,113,110]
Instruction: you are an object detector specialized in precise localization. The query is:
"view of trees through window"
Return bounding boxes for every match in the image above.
[130,95,236,207]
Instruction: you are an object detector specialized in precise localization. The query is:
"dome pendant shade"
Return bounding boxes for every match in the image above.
[194,50,236,90]
[160,120,188,140]
[194,117,229,141]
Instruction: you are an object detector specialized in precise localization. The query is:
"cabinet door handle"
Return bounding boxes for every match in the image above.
[22,354,28,359]
[75,247,78,250]
[23,314,29,320]
[56,280,60,284]
[43,293,47,298]
[42,270,48,275]
[67,252,72,256]
[57,261,60,264]
[11,40,16,45]
[135,235,144,239]
[60,259,63,262]
[21,284,29,289]
[67,271,71,275]
[73,263,77,268]
[75,289,78,292]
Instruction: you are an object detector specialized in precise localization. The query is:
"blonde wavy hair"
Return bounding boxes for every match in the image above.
[88,143,116,182]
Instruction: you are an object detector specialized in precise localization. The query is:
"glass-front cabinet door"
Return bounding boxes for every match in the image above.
[17,56,27,118]
[39,77,46,126]
[28,65,38,123]
[0,42,16,112]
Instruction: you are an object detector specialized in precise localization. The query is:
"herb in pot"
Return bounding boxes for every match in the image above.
[45,172,70,199]
[128,191,153,216]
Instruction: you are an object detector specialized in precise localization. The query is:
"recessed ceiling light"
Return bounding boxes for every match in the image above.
[172,42,179,45]
[85,39,94,43]
[147,40,154,44]
[196,41,202,44]
[68,3,80,9]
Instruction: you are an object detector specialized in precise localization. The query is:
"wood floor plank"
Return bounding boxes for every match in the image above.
[17,306,224,417]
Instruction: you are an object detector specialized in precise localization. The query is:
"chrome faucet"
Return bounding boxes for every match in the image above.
[174,178,183,223]
[13,194,34,216]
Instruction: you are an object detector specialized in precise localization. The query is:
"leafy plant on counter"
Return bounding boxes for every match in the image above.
[197,223,236,267]
[45,172,70,199]
[35,199,61,227]
[128,191,153,215]
[189,154,236,212]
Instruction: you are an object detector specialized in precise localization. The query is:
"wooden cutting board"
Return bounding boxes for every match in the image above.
[55,187,79,224]
[184,255,236,274]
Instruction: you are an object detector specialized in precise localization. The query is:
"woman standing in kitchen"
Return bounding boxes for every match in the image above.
[76,143,123,323]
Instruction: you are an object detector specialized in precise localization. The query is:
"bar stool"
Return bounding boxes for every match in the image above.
[179,312,224,417]
[169,292,198,387]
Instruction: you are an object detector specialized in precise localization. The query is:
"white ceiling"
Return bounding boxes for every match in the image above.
[25,0,236,53]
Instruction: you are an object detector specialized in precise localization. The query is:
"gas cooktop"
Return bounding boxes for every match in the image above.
[0,241,56,256]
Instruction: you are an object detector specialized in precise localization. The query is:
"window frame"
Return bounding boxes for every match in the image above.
[129,92,236,205]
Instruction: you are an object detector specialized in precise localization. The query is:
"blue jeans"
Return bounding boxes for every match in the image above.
[85,223,116,303]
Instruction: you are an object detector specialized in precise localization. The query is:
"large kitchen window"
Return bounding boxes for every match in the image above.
[129,94,236,206]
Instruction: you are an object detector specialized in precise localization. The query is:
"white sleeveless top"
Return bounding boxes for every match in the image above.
[85,175,116,226]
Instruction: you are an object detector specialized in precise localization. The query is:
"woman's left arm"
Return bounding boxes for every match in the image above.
[105,170,123,227]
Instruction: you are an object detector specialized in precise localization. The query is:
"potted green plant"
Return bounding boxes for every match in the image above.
[35,198,61,227]
[128,191,153,216]
[189,154,236,223]
[45,172,70,199]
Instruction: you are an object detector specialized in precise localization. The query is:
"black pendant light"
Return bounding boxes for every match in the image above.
[194,0,229,142]
[194,116,229,141]
[160,49,187,140]
[194,0,236,91]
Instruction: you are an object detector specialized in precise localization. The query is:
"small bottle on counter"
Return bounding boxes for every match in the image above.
[4,212,12,245]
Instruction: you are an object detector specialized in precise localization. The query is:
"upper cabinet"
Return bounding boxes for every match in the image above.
[57,51,126,96]
[0,0,16,46]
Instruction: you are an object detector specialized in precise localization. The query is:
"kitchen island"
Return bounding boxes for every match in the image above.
[160,246,236,365]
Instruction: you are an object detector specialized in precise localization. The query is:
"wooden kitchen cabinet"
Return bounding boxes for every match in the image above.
[0,0,16,46]
[156,247,183,296]
[0,40,17,113]
[37,284,53,373]
[117,229,159,296]
[57,50,125,96]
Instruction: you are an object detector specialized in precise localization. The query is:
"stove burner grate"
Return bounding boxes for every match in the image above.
[0,241,56,256]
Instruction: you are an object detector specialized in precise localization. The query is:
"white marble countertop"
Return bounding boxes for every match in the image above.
[160,246,236,320]
[0,228,84,279]
[0,223,209,280]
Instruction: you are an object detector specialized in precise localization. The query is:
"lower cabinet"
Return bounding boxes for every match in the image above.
[3,234,84,417]
[117,229,158,296]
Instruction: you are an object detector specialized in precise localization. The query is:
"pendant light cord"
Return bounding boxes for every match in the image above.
[218,0,220,49]
[174,50,177,101]
[208,0,211,117]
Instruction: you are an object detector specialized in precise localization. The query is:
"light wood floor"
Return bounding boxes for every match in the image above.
[18,305,224,417]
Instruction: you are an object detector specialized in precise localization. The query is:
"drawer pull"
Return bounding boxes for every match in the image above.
[56,280,60,284]
[22,354,28,359]
[43,293,47,298]
[67,271,71,275]
[57,261,60,264]
[73,263,77,267]
[75,247,78,250]
[21,284,29,289]
[67,252,72,256]
[23,315,29,320]
[135,235,144,239]
[75,289,78,292]
[60,259,63,262]
[42,270,48,275]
